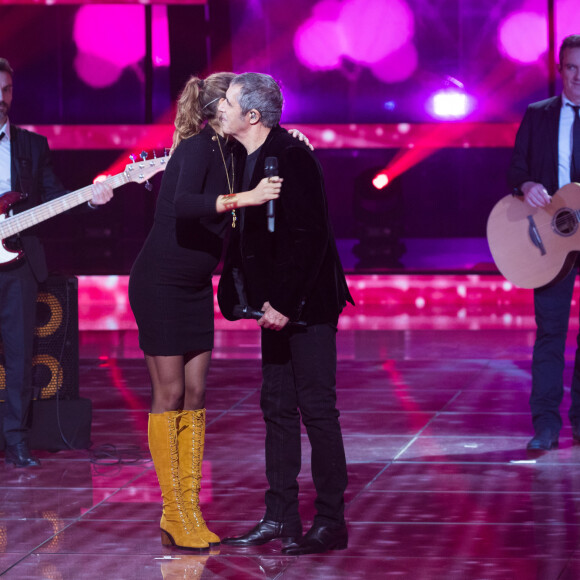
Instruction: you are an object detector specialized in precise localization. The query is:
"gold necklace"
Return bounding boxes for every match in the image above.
[214,130,237,228]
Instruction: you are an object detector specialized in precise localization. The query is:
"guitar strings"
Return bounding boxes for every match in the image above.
[519,209,580,235]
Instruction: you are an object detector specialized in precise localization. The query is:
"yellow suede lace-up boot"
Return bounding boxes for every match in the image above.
[178,409,220,546]
[148,412,209,550]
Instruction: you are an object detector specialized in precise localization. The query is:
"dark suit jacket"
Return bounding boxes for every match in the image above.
[508,95,562,196]
[218,125,353,325]
[8,124,67,282]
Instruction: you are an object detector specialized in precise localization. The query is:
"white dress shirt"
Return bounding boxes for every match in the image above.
[0,119,10,195]
[558,94,577,189]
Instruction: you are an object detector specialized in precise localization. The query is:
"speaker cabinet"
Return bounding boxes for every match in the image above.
[0,275,79,402]
[0,275,90,450]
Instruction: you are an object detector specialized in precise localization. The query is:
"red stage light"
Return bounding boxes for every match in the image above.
[372,173,389,189]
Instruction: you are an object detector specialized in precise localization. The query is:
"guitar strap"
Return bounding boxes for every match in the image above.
[11,128,33,198]
[8,128,30,248]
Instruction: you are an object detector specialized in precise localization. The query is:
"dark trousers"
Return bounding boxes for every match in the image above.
[0,261,38,445]
[532,267,580,431]
[260,323,347,527]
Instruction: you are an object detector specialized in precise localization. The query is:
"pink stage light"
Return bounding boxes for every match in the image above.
[498,11,547,64]
[73,6,146,88]
[338,0,414,65]
[372,173,389,189]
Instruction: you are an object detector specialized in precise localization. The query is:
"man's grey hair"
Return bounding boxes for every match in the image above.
[0,58,14,77]
[230,72,284,128]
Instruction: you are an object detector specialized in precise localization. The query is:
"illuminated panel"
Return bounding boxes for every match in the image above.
[22,123,520,151]
[77,274,579,333]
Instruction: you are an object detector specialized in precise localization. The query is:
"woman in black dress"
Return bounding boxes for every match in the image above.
[129,73,282,551]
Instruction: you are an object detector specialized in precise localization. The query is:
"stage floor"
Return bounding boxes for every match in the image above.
[2,274,580,579]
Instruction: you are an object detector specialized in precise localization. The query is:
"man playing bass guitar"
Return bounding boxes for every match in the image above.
[0,58,113,467]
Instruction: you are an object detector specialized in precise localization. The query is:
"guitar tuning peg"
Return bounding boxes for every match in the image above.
[144,180,153,192]
[129,154,136,163]
[140,151,148,160]
[153,150,157,159]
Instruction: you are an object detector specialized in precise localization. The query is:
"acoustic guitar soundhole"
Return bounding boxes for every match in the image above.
[553,208,578,237]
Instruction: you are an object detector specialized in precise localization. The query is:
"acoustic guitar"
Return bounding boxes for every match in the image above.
[486,182,580,289]
[0,154,168,267]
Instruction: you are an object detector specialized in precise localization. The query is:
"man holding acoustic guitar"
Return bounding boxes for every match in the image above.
[0,58,114,467]
[506,35,580,451]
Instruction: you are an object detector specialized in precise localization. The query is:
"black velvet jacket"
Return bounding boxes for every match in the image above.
[218,125,353,325]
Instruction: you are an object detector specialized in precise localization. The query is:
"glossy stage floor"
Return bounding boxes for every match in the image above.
[2,273,580,579]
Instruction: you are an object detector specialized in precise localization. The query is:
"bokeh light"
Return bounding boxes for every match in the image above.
[294,0,416,84]
[498,11,547,63]
[294,19,345,70]
[73,6,146,88]
[370,42,418,83]
[338,0,414,64]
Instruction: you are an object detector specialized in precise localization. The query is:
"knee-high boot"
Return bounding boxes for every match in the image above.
[148,412,209,550]
[178,409,220,545]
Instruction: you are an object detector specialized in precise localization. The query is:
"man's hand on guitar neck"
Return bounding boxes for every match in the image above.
[89,181,114,208]
[521,181,551,208]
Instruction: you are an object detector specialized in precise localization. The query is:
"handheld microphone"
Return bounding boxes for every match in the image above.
[264,156,278,233]
[233,305,265,320]
[232,305,307,327]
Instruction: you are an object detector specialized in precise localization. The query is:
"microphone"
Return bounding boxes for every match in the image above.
[233,305,265,320]
[264,156,278,233]
[232,305,307,326]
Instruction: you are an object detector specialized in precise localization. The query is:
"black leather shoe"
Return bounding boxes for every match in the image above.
[282,522,348,555]
[526,428,559,451]
[5,442,41,467]
[221,519,302,547]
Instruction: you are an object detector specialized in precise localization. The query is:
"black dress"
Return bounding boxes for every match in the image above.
[129,125,231,355]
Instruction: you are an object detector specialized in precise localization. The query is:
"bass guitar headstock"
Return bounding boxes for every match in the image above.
[125,151,170,189]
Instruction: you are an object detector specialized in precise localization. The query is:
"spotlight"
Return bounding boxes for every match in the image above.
[372,172,389,190]
[353,167,406,270]
[431,90,469,119]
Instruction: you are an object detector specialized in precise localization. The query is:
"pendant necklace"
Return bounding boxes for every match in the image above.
[214,130,236,228]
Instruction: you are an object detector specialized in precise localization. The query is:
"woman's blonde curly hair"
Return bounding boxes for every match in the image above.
[171,72,236,151]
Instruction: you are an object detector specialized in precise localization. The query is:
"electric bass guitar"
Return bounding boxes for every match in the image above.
[486,182,580,289]
[0,154,169,267]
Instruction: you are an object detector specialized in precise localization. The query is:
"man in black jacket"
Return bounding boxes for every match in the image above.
[507,35,580,451]
[217,72,353,555]
[0,57,113,467]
